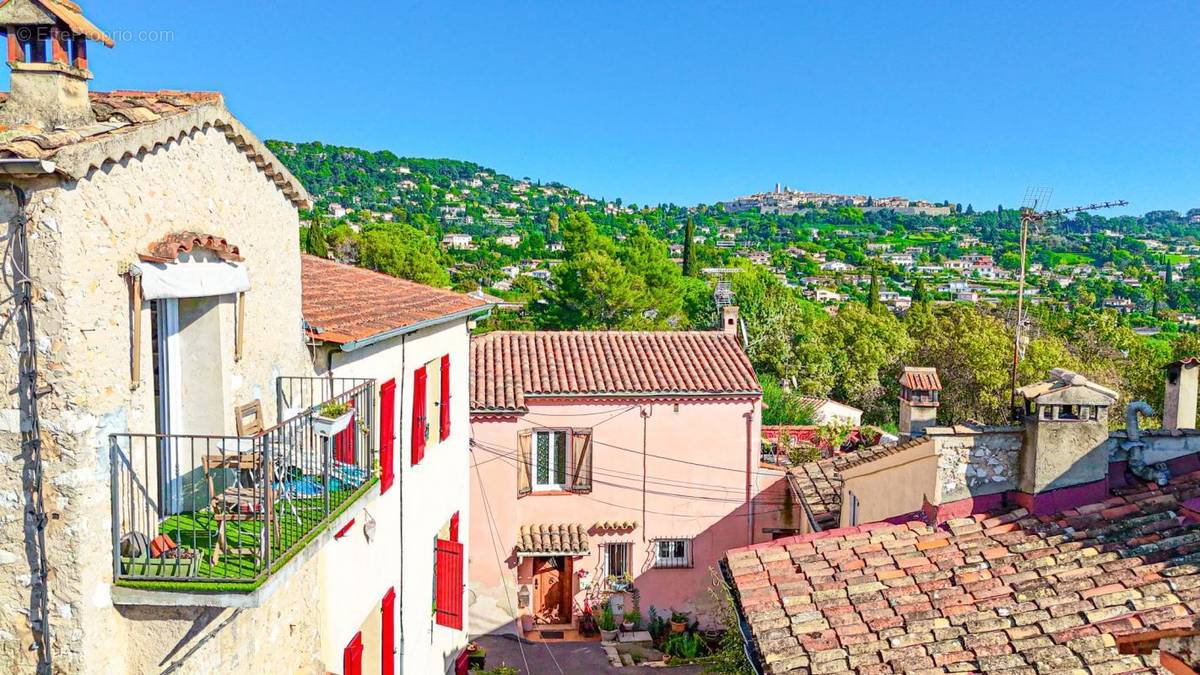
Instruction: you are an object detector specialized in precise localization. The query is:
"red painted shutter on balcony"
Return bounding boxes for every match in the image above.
[379,379,396,493]
[439,354,451,441]
[449,511,460,542]
[343,631,363,675]
[334,399,356,464]
[435,538,464,629]
[382,587,396,675]
[412,366,427,465]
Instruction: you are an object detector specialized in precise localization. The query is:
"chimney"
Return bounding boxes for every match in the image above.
[1014,369,1117,512]
[720,305,739,336]
[0,1,113,130]
[898,367,940,439]
[1164,358,1199,431]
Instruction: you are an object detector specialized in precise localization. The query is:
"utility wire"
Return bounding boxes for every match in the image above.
[470,439,764,496]
[471,453,531,674]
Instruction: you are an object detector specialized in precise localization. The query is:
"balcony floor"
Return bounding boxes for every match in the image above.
[126,479,374,586]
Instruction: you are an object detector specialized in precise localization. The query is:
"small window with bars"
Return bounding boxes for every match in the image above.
[652,539,692,568]
[604,542,632,579]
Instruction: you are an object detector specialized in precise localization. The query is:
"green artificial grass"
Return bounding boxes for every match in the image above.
[115,478,377,593]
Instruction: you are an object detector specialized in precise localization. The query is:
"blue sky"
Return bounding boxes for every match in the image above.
[24,1,1200,214]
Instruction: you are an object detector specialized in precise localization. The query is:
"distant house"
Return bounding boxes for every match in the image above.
[820,260,853,272]
[1104,296,1136,313]
[442,233,474,250]
[746,250,771,266]
[547,241,565,252]
[956,290,980,303]
[799,397,864,426]
[815,289,843,303]
[496,233,521,247]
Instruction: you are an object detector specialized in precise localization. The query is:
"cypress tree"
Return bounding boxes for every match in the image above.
[682,217,697,277]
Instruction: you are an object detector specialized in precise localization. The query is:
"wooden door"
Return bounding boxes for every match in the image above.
[532,556,571,624]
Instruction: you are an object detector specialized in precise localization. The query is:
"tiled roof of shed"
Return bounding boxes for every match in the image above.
[301,254,488,345]
[0,90,311,208]
[517,523,588,556]
[787,439,932,531]
[727,473,1200,674]
[470,330,761,413]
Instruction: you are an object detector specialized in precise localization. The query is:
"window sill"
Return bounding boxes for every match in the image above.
[521,489,581,497]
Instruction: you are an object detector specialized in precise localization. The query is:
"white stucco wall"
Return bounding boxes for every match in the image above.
[323,318,473,675]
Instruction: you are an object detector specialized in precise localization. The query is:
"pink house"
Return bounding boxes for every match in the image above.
[468,325,771,636]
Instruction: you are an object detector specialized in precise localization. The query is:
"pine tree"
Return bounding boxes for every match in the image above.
[913,277,929,304]
[682,217,697,277]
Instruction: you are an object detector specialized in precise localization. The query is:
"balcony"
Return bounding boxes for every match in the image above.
[109,377,376,596]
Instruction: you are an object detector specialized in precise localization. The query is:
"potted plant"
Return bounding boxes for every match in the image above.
[597,603,618,642]
[607,571,634,592]
[312,401,353,437]
[465,642,486,670]
[669,608,689,634]
[622,608,641,632]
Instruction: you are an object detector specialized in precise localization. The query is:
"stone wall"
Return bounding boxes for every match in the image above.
[0,124,321,672]
[930,426,1022,504]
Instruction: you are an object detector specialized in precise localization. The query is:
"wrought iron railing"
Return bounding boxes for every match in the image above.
[110,378,375,585]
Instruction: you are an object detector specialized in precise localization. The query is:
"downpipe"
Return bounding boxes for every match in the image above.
[1124,401,1170,486]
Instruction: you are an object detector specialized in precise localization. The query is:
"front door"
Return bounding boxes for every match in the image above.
[532,556,572,624]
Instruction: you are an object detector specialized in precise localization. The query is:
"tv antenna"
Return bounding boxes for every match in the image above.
[1008,189,1128,417]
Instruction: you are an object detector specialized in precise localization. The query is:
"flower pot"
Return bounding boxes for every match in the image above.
[600,628,619,642]
[312,410,353,437]
[621,621,634,632]
[670,620,687,634]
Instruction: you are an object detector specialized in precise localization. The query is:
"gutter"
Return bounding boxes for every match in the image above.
[719,559,766,675]
[337,304,491,353]
[0,158,57,176]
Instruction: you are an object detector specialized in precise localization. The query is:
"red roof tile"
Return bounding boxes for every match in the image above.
[301,254,488,345]
[139,231,242,263]
[470,330,761,413]
[899,367,942,391]
[728,473,1200,674]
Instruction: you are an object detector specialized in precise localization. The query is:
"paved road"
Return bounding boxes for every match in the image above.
[472,634,706,674]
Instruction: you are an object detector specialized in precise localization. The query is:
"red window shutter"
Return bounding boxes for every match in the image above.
[379,379,397,493]
[440,354,451,441]
[412,367,427,465]
[334,399,356,464]
[435,538,464,629]
[382,588,396,675]
[343,631,363,675]
[449,511,460,542]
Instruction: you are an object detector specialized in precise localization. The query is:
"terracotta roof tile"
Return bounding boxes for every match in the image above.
[516,523,588,555]
[899,367,942,391]
[301,254,487,345]
[470,330,761,413]
[0,90,310,208]
[139,231,242,263]
[728,472,1200,674]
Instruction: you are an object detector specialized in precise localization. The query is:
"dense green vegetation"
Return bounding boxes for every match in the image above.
[271,140,1200,427]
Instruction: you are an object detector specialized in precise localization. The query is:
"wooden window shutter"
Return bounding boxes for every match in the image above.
[569,429,593,493]
[379,379,397,493]
[435,538,465,629]
[439,354,451,441]
[343,631,363,675]
[334,399,356,464]
[517,429,532,495]
[381,588,396,675]
[449,511,460,542]
[412,366,427,465]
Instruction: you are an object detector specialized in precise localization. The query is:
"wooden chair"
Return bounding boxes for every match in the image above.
[235,400,264,436]
[203,450,277,566]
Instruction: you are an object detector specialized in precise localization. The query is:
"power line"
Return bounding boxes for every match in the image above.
[470,439,754,494]
[475,447,795,513]
[470,453,531,674]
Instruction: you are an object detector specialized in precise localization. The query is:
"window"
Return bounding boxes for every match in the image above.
[604,542,631,578]
[849,492,859,526]
[653,539,692,568]
[533,430,568,490]
[517,428,592,495]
